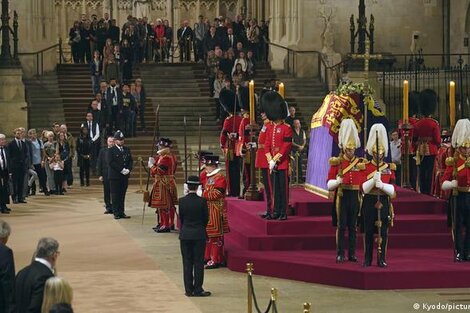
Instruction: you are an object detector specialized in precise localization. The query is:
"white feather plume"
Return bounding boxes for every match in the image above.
[338,119,361,149]
[366,123,389,157]
[452,119,470,148]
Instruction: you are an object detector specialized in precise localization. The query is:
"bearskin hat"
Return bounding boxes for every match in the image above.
[260,91,288,121]
[409,91,420,116]
[419,89,438,116]
[237,86,250,111]
[219,89,239,114]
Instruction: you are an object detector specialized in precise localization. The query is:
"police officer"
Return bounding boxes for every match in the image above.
[108,130,133,219]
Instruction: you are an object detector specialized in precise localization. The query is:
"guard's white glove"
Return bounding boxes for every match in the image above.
[373,172,381,182]
[380,183,395,197]
[196,185,203,197]
[375,179,384,190]
[269,160,276,171]
[362,178,375,194]
[120,168,130,175]
[248,142,257,149]
[148,157,155,168]
[442,180,458,191]
[183,183,189,196]
[336,176,343,184]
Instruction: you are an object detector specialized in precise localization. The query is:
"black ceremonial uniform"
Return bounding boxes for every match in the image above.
[108,144,133,219]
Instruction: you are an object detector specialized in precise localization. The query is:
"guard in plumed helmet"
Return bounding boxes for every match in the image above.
[237,86,252,197]
[432,129,453,199]
[108,130,133,219]
[442,119,470,262]
[327,119,366,263]
[148,137,178,233]
[361,124,396,267]
[219,89,242,197]
[413,89,442,194]
[202,155,229,269]
[262,91,293,220]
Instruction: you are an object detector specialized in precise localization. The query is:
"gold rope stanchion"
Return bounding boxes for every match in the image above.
[247,262,254,313]
[303,302,311,313]
[136,156,144,193]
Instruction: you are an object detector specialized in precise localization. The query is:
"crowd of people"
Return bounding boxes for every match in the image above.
[0,224,74,313]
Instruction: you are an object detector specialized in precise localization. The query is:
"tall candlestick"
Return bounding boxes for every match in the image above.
[249,80,255,123]
[278,82,285,98]
[403,80,409,124]
[449,81,456,129]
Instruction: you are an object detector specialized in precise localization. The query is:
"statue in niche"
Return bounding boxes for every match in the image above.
[319,6,342,91]
[133,0,154,18]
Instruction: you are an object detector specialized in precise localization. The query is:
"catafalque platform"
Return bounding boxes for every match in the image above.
[225,187,470,290]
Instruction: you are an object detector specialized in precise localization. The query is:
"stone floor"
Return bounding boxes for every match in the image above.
[5,185,470,313]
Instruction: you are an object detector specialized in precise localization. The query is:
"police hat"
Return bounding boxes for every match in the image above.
[203,155,220,165]
[157,137,172,147]
[186,175,201,185]
[261,91,288,121]
[114,130,125,140]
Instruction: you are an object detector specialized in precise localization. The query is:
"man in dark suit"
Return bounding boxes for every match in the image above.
[0,220,15,313]
[108,131,133,219]
[179,176,211,297]
[0,134,11,214]
[7,128,27,204]
[82,112,101,174]
[222,27,238,51]
[11,237,59,313]
[177,20,193,62]
[106,79,123,135]
[97,136,114,214]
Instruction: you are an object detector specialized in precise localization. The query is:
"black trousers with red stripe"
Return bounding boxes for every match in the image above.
[271,169,289,217]
[261,168,273,214]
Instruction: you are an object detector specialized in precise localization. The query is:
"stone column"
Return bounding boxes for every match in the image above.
[216,0,220,17]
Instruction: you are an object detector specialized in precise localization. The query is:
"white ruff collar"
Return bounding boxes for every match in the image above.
[207,168,221,177]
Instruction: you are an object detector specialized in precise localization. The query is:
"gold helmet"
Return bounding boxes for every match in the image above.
[366,123,389,157]
[338,119,361,150]
[451,119,470,148]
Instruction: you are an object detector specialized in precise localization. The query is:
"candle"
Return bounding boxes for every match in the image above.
[449,81,456,128]
[278,82,285,98]
[249,80,255,123]
[403,80,409,124]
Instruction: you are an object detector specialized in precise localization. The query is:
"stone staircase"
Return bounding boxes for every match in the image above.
[25,62,328,185]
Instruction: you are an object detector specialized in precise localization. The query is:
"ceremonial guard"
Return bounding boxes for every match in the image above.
[262,91,292,220]
[219,89,242,197]
[361,124,396,267]
[432,130,453,199]
[237,87,251,197]
[413,89,441,194]
[108,131,133,219]
[327,119,365,263]
[196,151,214,188]
[442,119,470,262]
[256,110,273,219]
[148,138,178,233]
[202,155,229,269]
[399,91,419,189]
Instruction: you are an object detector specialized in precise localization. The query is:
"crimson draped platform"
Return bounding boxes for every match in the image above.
[225,187,470,290]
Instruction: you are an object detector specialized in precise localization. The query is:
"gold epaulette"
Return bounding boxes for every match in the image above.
[445,157,455,166]
[329,157,340,166]
[389,163,397,171]
[357,161,366,170]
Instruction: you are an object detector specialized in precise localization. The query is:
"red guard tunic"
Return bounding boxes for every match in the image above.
[255,120,271,169]
[220,115,243,155]
[264,122,292,170]
[432,143,453,199]
[327,156,366,189]
[413,117,441,156]
[237,113,250,157]
[442,155,470,190]
[149,153,178,209]
[203,169,228,265]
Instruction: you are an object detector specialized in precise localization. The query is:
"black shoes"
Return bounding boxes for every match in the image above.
[114,214,131,220]
[104,210,113,214]
[362,260,371,267]
[348,255,358,262]
[455,253,463,262]
[336,255,345,263]
[279,214,287,220]
[1,207,10,214]
[186,291,211,297]
[156,227,171,233]
[377,258,388,268]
